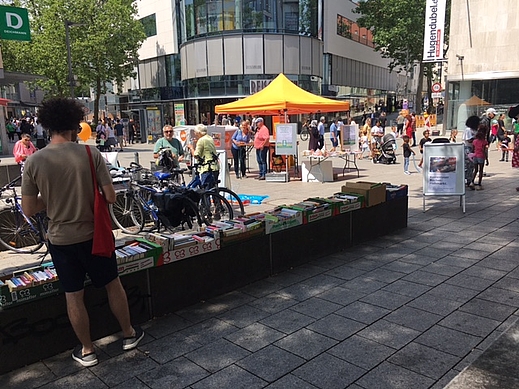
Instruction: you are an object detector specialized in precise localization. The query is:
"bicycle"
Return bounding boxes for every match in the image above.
[153,159,236,225]
[0,176,48,254]
[300,124,310,141]
[109,164,203,234]
[151,155,245,219]
[187,158,245,217]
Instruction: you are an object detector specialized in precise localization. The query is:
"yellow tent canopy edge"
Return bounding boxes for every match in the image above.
[214,73,350,115]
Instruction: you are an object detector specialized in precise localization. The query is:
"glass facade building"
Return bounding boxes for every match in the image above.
[183,0,319,40]
[130,0,402,136]
[178,0,322,124]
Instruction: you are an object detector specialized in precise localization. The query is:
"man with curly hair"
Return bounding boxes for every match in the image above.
[21,98,144,367]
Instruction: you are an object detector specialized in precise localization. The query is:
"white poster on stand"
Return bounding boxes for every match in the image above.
[423,143,465,195]
[341,124,359,152]
[275,123,297,155]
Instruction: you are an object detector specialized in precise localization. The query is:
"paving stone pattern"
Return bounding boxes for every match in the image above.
[1,139,519,388]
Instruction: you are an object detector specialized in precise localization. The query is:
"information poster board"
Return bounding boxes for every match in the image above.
[275,123,297,155]
[423,143,465,195]
[341,124,359,152]
[207,126,225,149]
[174,103,185,125]
[146,108,162,143]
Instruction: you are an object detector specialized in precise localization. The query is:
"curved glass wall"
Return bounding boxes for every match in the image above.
[183,0,319,40]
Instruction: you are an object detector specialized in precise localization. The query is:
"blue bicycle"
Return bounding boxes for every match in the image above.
[109,163,203,234]
[0,176,48,254]
[159,155,245,218]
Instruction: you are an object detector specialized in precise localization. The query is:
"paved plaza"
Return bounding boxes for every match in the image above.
[1,137,519,388]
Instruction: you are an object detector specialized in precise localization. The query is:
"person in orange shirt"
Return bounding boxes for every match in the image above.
[253,117,270,180]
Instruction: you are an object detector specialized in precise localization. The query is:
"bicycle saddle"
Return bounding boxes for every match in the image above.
[154,171,172,180]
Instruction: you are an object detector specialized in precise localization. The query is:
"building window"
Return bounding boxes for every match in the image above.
[223,0,236,30]
[337,14,374,48]
[207,0,223,33]
[185,0,195,39]
[183,0,319,39]
[140,14,157,38]
[195,0,207,35]
[337,15,351,39]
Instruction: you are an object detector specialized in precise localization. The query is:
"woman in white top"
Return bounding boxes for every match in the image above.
[105,122,117,148]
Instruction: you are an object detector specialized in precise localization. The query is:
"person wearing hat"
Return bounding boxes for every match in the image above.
[308,119,319,151]
[253,117,270,180]
[317,116,326,150]
[481,107,497,166]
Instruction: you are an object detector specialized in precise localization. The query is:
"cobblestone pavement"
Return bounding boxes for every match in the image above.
[1,136,518,388]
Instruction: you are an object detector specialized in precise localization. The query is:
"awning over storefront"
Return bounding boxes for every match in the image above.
[215,73,350,115]
[462,95,491,106]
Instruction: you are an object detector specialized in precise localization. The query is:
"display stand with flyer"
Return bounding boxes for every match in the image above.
[422,143,466,212]
[269,123,297,182]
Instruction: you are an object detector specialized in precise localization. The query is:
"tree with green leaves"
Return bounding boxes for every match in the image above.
[1,0,145,125]
[354,0,450,113]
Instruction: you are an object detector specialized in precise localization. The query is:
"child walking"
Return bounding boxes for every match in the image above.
[499,133,511,162]
[469,126,489,190]
[359,130,369,158]
[402,135,415,175]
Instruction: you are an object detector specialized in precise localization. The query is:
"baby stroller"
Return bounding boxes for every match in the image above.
[96,130,113,152]
[372,134,397,164]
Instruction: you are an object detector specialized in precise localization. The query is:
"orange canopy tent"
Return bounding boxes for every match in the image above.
[214,73,349,115]
[463,95,491,106]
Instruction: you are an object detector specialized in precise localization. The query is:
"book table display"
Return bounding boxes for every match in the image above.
[0,182,408,374]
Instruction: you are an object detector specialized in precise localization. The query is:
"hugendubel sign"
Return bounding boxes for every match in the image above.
[422,0,446,62]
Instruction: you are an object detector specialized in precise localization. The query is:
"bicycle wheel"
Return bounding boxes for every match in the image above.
[214,187,245,216]
[199,192,234,225]
[181,196,203,230]
[300,129,309,141]
[109,193,145,234]
[0,209,44,253]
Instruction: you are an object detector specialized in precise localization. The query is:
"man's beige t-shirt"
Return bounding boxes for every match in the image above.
[22,143,112,245]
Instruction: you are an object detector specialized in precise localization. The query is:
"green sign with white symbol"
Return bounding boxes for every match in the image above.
[0,6,31,41]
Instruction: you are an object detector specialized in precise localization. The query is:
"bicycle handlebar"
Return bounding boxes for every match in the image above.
[0,176,22,193]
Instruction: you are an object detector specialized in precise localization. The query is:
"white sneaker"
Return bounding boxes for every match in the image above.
[404,171,411,175]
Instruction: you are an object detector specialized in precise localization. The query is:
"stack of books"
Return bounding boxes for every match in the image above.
[1,267,58,291]
[115,239,162,264]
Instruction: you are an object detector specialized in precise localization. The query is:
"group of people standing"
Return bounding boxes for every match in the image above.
[95,118,139,151]
[463,107,519,190]
[305,116,348,152]
[7,117,47,148]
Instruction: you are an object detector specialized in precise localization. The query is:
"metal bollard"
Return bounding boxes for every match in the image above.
[134,152,139,165]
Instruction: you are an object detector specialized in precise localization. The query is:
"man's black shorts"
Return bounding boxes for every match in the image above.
[49,239,118,293]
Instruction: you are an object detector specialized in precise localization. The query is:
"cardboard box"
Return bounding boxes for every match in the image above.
[215,224,265,246]
[158,238,220,266]
[341,182,386,207]
[116,238,163,267]
[289,201,333,224]
[385,184,409,201]
[117,256,156,276]
[331,193,365,213]
[266,172,288,182]
[263,208,303,234]
[0,280,63,309]
[0,265,63,309]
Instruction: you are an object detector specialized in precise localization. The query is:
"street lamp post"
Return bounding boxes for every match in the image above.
[65,20,75,98]
[65,20,85,98]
